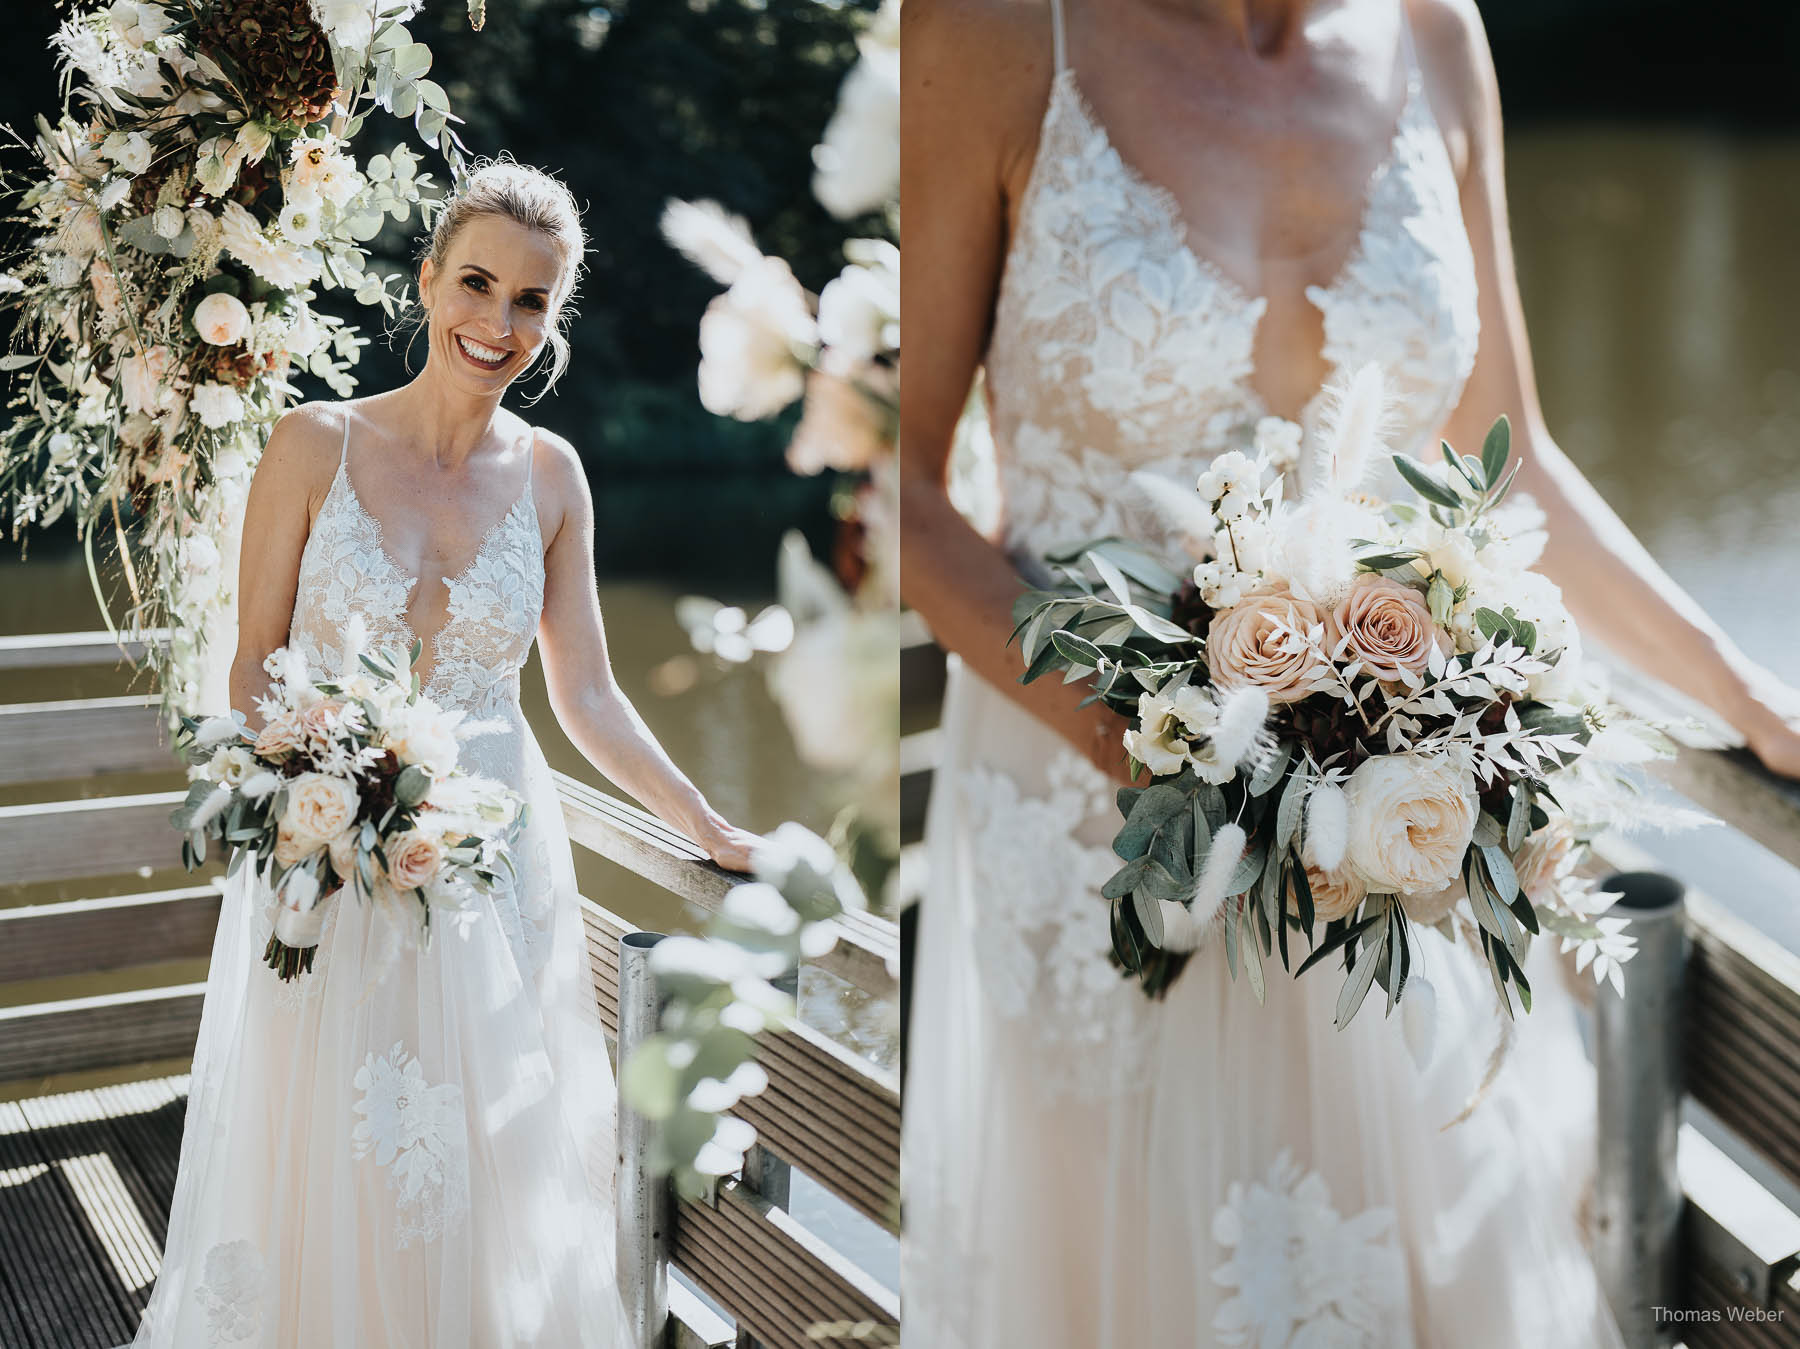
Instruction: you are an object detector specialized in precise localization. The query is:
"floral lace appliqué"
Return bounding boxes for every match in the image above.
[958,750,1156,1098]
[192,1239,266,1346]
[1211,1150,1405,1348]
[351,1041,471,1248]
[984,63,1479,563]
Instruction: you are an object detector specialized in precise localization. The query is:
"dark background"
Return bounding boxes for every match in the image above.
[0,0,883,583]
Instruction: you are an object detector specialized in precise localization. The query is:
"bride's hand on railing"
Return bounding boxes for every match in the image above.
[1733,672,1800,780]
[696,819,762,874]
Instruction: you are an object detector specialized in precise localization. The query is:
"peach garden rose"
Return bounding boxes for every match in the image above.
[284,771,361,844]
[1205,585,1333,705]
[1342,752,1480,897]
[386,829,447,891]
[1331,572,1449,682]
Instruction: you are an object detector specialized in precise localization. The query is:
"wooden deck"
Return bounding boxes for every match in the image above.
[0,629,901,1349]
[0,1075,186,1349]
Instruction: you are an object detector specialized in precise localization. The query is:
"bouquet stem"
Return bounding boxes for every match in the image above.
[263,934,317,982]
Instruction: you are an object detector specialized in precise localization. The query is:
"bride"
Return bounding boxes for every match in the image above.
[900,0,1800,1345]
[132,160,758,1347]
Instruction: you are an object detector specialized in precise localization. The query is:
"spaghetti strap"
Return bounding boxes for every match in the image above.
[522,428,535,488]
[1049,0,1068,73]
[339,405,351,466]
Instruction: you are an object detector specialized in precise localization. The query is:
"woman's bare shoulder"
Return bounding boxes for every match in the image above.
[258,400,346,492]
[1407,0,1503,175]
[906,0,1056,165]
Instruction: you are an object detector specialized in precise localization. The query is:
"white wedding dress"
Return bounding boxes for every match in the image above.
[131,409,632,1347]
[904,4,1627,1346]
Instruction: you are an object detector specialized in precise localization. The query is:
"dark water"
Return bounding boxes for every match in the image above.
[1508,128,1800,942]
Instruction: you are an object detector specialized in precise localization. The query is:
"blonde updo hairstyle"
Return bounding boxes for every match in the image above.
[416,157,587,397]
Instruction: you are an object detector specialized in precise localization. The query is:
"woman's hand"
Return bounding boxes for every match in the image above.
[696,820,762,875]
[1730,673,1800,780]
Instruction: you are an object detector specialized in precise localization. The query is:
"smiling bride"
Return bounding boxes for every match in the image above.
[130,160,759,1349]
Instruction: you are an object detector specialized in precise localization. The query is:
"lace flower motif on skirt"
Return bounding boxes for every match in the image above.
[192,1239,266,1346]
[958,750,1157,1098]
[1211,1150,1405,1348]
[350,1041,471,1248]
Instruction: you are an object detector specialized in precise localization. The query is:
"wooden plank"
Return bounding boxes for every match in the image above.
[0,630,164,673]
[0,986,205,1084]
[580,898,899,1229]
[673,1178,897,1349]
[0,696,173,786]
[0,887,220,984]
[0,791,186,888]
[557,772,898,996]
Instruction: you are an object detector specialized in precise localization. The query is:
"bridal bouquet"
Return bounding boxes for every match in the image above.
[1016,366,1670,1027]
[171,634,523,980]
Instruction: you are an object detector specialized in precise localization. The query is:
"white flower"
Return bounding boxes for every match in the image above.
[97,177,132,212]
[811,1,899,217]
[119,345,176,415]
[697,257,817,420]
[1343,752,1479,897]
[816,249,898,364]
[151,203,185,239]
[1122,689,1190,777]
[234,121,273,164]
[100,130,152,176]
[311,0,377,49]
[379,702,462,777]
[193,291,252,345]
[1252,416,1303,474]
[278,193,324,245]
[195,137,244,197]
[190,381,246,429]
[1196,451,1261,510]
[0,273,24,295]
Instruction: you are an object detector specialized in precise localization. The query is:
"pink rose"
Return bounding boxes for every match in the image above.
[1515,818,1575,907]
[1330,573,1450,682]
[192,291,251,346]
[297,701,344,754]
[253,711,306,759]
[1205,585,1334,705]
[119,345,176,415]
[786,367,890,475]
[273,821,321,866]
[385,830,446,891]
[1300,862,1367,923]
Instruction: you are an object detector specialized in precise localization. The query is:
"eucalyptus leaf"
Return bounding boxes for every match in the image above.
[394,763,431,807]
[1481,415,1512,488]
[1050,629,1105,668]
[1102,856,1151,900]
[1133,892,1165,947]
[1275,762,1310,853]
[1392,455,1466,511]
[1248,740,1293,797]
[1241,904,1266,1004]
[1334,906,1388,1030]
[1506,787,1531,851]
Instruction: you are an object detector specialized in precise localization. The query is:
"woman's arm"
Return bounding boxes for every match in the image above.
[1423,0,1800,775]
[900,0,1131,781]
[532,431,759,872]
[229,403,340,729]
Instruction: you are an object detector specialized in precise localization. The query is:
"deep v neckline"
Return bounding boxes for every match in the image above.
[1050,58,1421,318]
[334,457,536,598]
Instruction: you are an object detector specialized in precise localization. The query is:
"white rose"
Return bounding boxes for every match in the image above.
[1343,752,1480,897]
[101,130,152,176]
[190,381,246,430]
[697,257,817,420]
[193,291,251,345]
[281,771,362,844]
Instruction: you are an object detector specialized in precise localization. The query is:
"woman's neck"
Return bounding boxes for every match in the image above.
[1134,0,1325,53]
[389,366,508,470]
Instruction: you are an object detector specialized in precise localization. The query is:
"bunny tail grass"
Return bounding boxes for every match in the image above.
[1310,362,1388,498]
[1195,821,1247,923]
[659,198,765,286]
[1214,686,1272,770]
[1305,781,1350,873]
[1125,469,1220,559]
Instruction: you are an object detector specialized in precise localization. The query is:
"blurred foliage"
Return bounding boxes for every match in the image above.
[0,0,881,582]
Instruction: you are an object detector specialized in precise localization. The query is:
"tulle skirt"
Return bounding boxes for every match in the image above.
[131,721,631,1349]
[902,658,1626,1348]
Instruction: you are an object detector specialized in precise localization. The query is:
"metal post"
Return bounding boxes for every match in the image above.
[1593,872,1687,1347]
[735,967,797,1349]
[618,931,671,1349]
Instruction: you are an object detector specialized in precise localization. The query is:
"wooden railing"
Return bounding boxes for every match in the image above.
[0,630,899,1349]
[900,611,1800,1345]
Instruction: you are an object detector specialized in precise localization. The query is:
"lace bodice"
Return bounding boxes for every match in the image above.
[984,11,1481,564]
[289,411,545,725]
